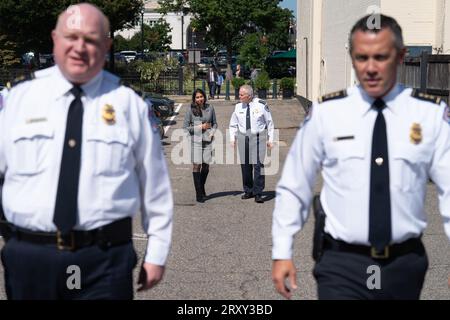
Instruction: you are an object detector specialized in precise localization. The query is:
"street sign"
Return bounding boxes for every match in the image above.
[188,50,201,64]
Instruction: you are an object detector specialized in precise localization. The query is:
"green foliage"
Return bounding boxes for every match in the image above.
[135,57,179,82]
[231,77,245,89]
[129,20,172,52]
[279,77,295,90]
[114,35,130,52]
[254,70,270,90]
[158,0,293,69]
[0,34,20,68]
[0,0,142,61]
[238,33,269,69]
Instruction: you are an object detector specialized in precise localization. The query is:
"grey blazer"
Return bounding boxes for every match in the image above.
[183,103,218,142]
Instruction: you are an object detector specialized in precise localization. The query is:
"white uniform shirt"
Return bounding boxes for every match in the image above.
[272,84,450,260]
[229,97,274,143]
[0,66,173,265]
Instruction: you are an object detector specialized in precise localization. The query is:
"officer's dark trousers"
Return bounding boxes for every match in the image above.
[239,134,265,195]
[313,243,428,300]
[1,238,137,300]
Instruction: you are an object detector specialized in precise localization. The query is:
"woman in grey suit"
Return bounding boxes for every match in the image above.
[183,89,218,202]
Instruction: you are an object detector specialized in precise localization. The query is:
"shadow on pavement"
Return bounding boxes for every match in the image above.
[205,190,276,202]
[206,191,243,200]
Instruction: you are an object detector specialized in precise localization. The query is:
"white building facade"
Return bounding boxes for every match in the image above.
[297,0,450,100]
[117,0,192,51]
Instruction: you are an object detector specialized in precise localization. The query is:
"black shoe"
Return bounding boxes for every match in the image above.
[255,195,264,203]
[241,193,254,200]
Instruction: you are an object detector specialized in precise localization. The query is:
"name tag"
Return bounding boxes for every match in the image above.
[333,135,355,142]
[26,117,48,124]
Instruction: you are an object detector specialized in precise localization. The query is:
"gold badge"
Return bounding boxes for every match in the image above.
[102,104,116,125]
[410,123,422,145]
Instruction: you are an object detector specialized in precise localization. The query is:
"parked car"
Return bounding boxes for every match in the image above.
[120,51,137,63]
[197,57,214,75]
[146,102,165,139]
[143,93,175,119]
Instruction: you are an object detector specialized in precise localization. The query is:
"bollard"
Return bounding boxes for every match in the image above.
[225,80,230,100]
[272,79,277,99]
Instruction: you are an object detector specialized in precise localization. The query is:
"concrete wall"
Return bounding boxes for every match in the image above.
[297,0,313,97]
[442,0,450,53]
[382,0,437,48]
[297,0,450,101]
[320,0,380,95]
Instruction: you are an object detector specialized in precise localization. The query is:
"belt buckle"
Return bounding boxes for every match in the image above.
[371,246,390,259]
[56,231,76,251]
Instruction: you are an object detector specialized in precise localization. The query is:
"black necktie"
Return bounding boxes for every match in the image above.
[53,86,83,234]
[369,99,392,252]
[246,103,251,132]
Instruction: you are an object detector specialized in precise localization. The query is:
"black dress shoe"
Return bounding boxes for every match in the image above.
[241,193,254,200]
[255,195,264,203]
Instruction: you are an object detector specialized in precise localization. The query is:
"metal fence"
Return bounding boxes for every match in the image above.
[398,53,450,105]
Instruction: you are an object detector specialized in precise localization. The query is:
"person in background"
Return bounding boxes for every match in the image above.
[216,73,224,99]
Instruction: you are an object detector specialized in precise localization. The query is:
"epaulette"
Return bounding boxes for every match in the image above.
[319,90,347,103]
[257,98,267,105]
[5,73,35,90]
[411,89,442,105]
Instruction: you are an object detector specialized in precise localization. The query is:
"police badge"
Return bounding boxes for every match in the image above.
[410,123,422,145]
[102,104,116,125]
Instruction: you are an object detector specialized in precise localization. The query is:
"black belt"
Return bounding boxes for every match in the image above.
[8,217,132,251]
[323,233,423,259]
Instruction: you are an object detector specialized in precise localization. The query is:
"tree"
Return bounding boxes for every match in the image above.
[114,35,130,52]
[79,0,143,71]
[0,0,143,70]
[0,0,61,56]
[158,0,293,74]
[238,33,270,69]
[0,34,20,68]
[130,20,172,52]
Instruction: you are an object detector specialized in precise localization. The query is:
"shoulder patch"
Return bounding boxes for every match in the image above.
[301,105,313,129]
[444,106,450,125]
[264,105,270,112]
[319,90,347,103]
[411,89,442,105]
[6,73,35,90]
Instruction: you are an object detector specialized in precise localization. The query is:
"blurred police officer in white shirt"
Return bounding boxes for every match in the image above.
[0,3,173,299]
[272,14,450,300]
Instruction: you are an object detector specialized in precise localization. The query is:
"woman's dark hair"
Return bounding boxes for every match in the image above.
[191,89,207,117]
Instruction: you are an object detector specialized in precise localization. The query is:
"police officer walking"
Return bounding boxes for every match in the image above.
[0,3,173,299]
[230,85,274,203]
[272,14,450,300]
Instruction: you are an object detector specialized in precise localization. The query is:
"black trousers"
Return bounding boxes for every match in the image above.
[239,134,265,195]
[1,237,137,300]
[313,243,428,300]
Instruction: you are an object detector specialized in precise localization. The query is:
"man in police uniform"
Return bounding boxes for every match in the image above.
[272,14,450,299]
[230,85,274,203]
[0,3,173,299]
